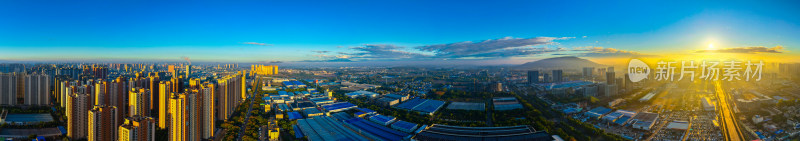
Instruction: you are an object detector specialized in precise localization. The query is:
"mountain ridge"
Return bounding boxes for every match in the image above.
[515,56,606,70]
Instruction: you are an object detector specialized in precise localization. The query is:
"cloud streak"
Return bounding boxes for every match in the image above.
[341,44,431,60]
[243,42,272,46]
[416,37,572,58]
[572,46,651,57]
[695,46,784,54]
[325,37,657,61]
[311,50,331,53]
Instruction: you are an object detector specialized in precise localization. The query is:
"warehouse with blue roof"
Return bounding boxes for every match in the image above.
[278,103,291,112]
[288,112,303,120]
[343,118,410,141]
[282,81,295,88]
[585,107,612,119]
[394,98,446,115]
[391,120,419,133]
[368,114,396,126]
[304,108,324,117]
[295,116,370,141]
[322,102,357,112]
[293,81,307,87]
[357,108,376,115]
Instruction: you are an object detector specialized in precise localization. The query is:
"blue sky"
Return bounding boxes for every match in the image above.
[1,0,798,64]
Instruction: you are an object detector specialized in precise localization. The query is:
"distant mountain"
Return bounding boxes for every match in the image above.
[515,56,605,70]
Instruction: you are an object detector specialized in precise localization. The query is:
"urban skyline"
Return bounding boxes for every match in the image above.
[1,1,799,65]
[1,1,800,141]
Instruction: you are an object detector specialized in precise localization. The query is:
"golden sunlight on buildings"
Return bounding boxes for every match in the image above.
[251,65,279,76]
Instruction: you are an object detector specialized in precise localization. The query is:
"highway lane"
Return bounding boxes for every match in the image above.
[714,81,745,141]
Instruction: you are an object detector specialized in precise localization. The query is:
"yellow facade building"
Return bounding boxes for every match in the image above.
[168,93,187,141]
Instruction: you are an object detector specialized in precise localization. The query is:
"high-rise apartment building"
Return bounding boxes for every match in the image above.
[129,88,150,117]
[149,73,160,112]
[24,74,50,106]
[583,67,594,79]
[186,65,192,78]
[118,115,156,141]
[0,73,19,105]
[68,93,90,140]
[187,90,201,141]
[527,70,538,84]
[250,65,278,76]
[158,80,172,129]
[216,72,245,121]
[112,76,129,126]
[168,93,186,141]
[552,70,563,83]
[94,80,108,105]
[201,83,215,139]
[88,105,118,141]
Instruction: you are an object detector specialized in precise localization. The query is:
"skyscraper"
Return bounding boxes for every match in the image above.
[68,93,90,140]
[158,80,172,129]
[24,74,50,105]
[187,90,201,141]
[113,76,129,126]
[0,73,18,105]
[606,72,615,85]
[583,67,594,79]
[527,70,539,84]
[168,65,176,78]
[168,93,186,141]
[89,105,118,141]
[250,65,279,76]
[59,81,72,108]
[552,70,563,83]
[188,78,201,89]
[149,73,160,113]
[95,80,108,105]
[118,115,156,141]
[215,71,245,121]
[185,65,191,78]
[129,88,150,117]
[201,83,215,139]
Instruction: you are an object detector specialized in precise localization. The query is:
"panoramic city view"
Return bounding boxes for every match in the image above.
[1,1,800,141]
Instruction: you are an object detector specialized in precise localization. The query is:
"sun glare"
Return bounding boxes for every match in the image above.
[708,43,714,50]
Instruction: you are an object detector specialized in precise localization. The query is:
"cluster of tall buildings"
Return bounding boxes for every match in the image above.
[0,73,50,106]
[38,63,248,141]
[250,65,279,76]
[529,66,633,98]
[527,70,563,84]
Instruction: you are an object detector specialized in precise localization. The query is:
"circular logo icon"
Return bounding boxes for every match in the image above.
[628,59,649,82]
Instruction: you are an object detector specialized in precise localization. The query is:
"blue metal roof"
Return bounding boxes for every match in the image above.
[322,102,357,111]
[615,116,631,125]
[293,125,304,138]
[587,107,612,115]
[358,108,376,114]
[288,112,303,120]
[370,115,395,123]
[344,118,407,141]
[391,120,418,130]
[395,98,445,113]
[57,126,67,135]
